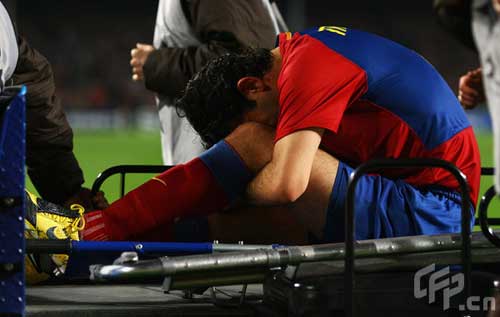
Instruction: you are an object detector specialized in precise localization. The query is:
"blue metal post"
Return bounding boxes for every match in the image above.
[0,87,26,316]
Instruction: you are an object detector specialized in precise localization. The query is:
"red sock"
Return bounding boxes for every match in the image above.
[81,141,252,241]
[81,210,109,241]
[82,158,228,241]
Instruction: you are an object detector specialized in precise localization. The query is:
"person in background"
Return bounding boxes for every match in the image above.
[0,1,17,94]
[434,0,476,49]
[0,0,106,209]
[458,0,500,193]
[130,0,283,165]
[435,0,500,193]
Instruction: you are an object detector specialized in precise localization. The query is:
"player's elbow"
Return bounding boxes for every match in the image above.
[277,178,308,204]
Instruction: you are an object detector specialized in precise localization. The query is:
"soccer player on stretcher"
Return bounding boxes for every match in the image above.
[25,26,481,283]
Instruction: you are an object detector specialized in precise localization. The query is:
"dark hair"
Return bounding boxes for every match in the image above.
[175,48,273,147]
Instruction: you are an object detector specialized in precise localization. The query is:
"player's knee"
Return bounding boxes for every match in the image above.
[224,122,275,172]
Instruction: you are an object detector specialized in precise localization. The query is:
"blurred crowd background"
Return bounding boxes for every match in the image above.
[13,0,486,131]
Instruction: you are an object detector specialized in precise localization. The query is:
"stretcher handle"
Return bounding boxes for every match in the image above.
[478,184,500,248]
[91,165,172,197]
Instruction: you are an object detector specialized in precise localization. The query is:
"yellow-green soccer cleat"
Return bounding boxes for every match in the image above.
[24,191,85,284]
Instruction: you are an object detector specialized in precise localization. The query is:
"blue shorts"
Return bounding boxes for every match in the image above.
[323,161,474,243]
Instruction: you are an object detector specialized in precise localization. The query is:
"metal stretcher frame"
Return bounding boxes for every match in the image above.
[91,164,172,197]
[478,168,500,247]
[89,162,498,317]
[90,165,499,223]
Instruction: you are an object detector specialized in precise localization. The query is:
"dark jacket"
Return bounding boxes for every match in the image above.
[11,36,84,204]
[434,0,477,50]
[143,0,277,99]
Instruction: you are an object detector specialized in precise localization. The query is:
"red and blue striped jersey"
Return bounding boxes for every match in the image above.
[275,27,481,205]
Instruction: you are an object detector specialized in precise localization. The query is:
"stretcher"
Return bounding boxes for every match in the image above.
[85,160,500,316]
[28,157,500,317]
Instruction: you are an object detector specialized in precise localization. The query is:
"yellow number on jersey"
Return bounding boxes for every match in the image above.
[318,26,347,36]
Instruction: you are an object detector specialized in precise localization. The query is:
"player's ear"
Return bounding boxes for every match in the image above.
[237,77,265,101]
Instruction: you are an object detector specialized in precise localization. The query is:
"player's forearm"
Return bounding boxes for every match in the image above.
[245,161,300,206]
[246,129,323,205]
[246,178,290,206]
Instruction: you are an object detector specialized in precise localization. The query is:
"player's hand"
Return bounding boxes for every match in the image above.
[458,68,486,109]
[64,188,109,211]
[130,43,155,81]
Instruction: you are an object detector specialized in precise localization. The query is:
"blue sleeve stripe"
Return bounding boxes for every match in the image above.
[199,141,253,203]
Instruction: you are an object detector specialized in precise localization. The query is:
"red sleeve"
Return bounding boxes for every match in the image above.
[275,33,368,142]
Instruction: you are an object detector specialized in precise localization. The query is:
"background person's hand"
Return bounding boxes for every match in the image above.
[130,43,155,81]
[458,68,486,109]
[91,190,110,210]
[64,188,109,211]
[493,0,500,15]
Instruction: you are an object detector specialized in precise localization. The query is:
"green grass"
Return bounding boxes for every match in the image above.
[475,132,499,222]
[26,130,499,220]
[26,130,163,202]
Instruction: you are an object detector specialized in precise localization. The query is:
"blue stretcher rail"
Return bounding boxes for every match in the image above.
[26,239,278,255]
[24,239,279,279]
